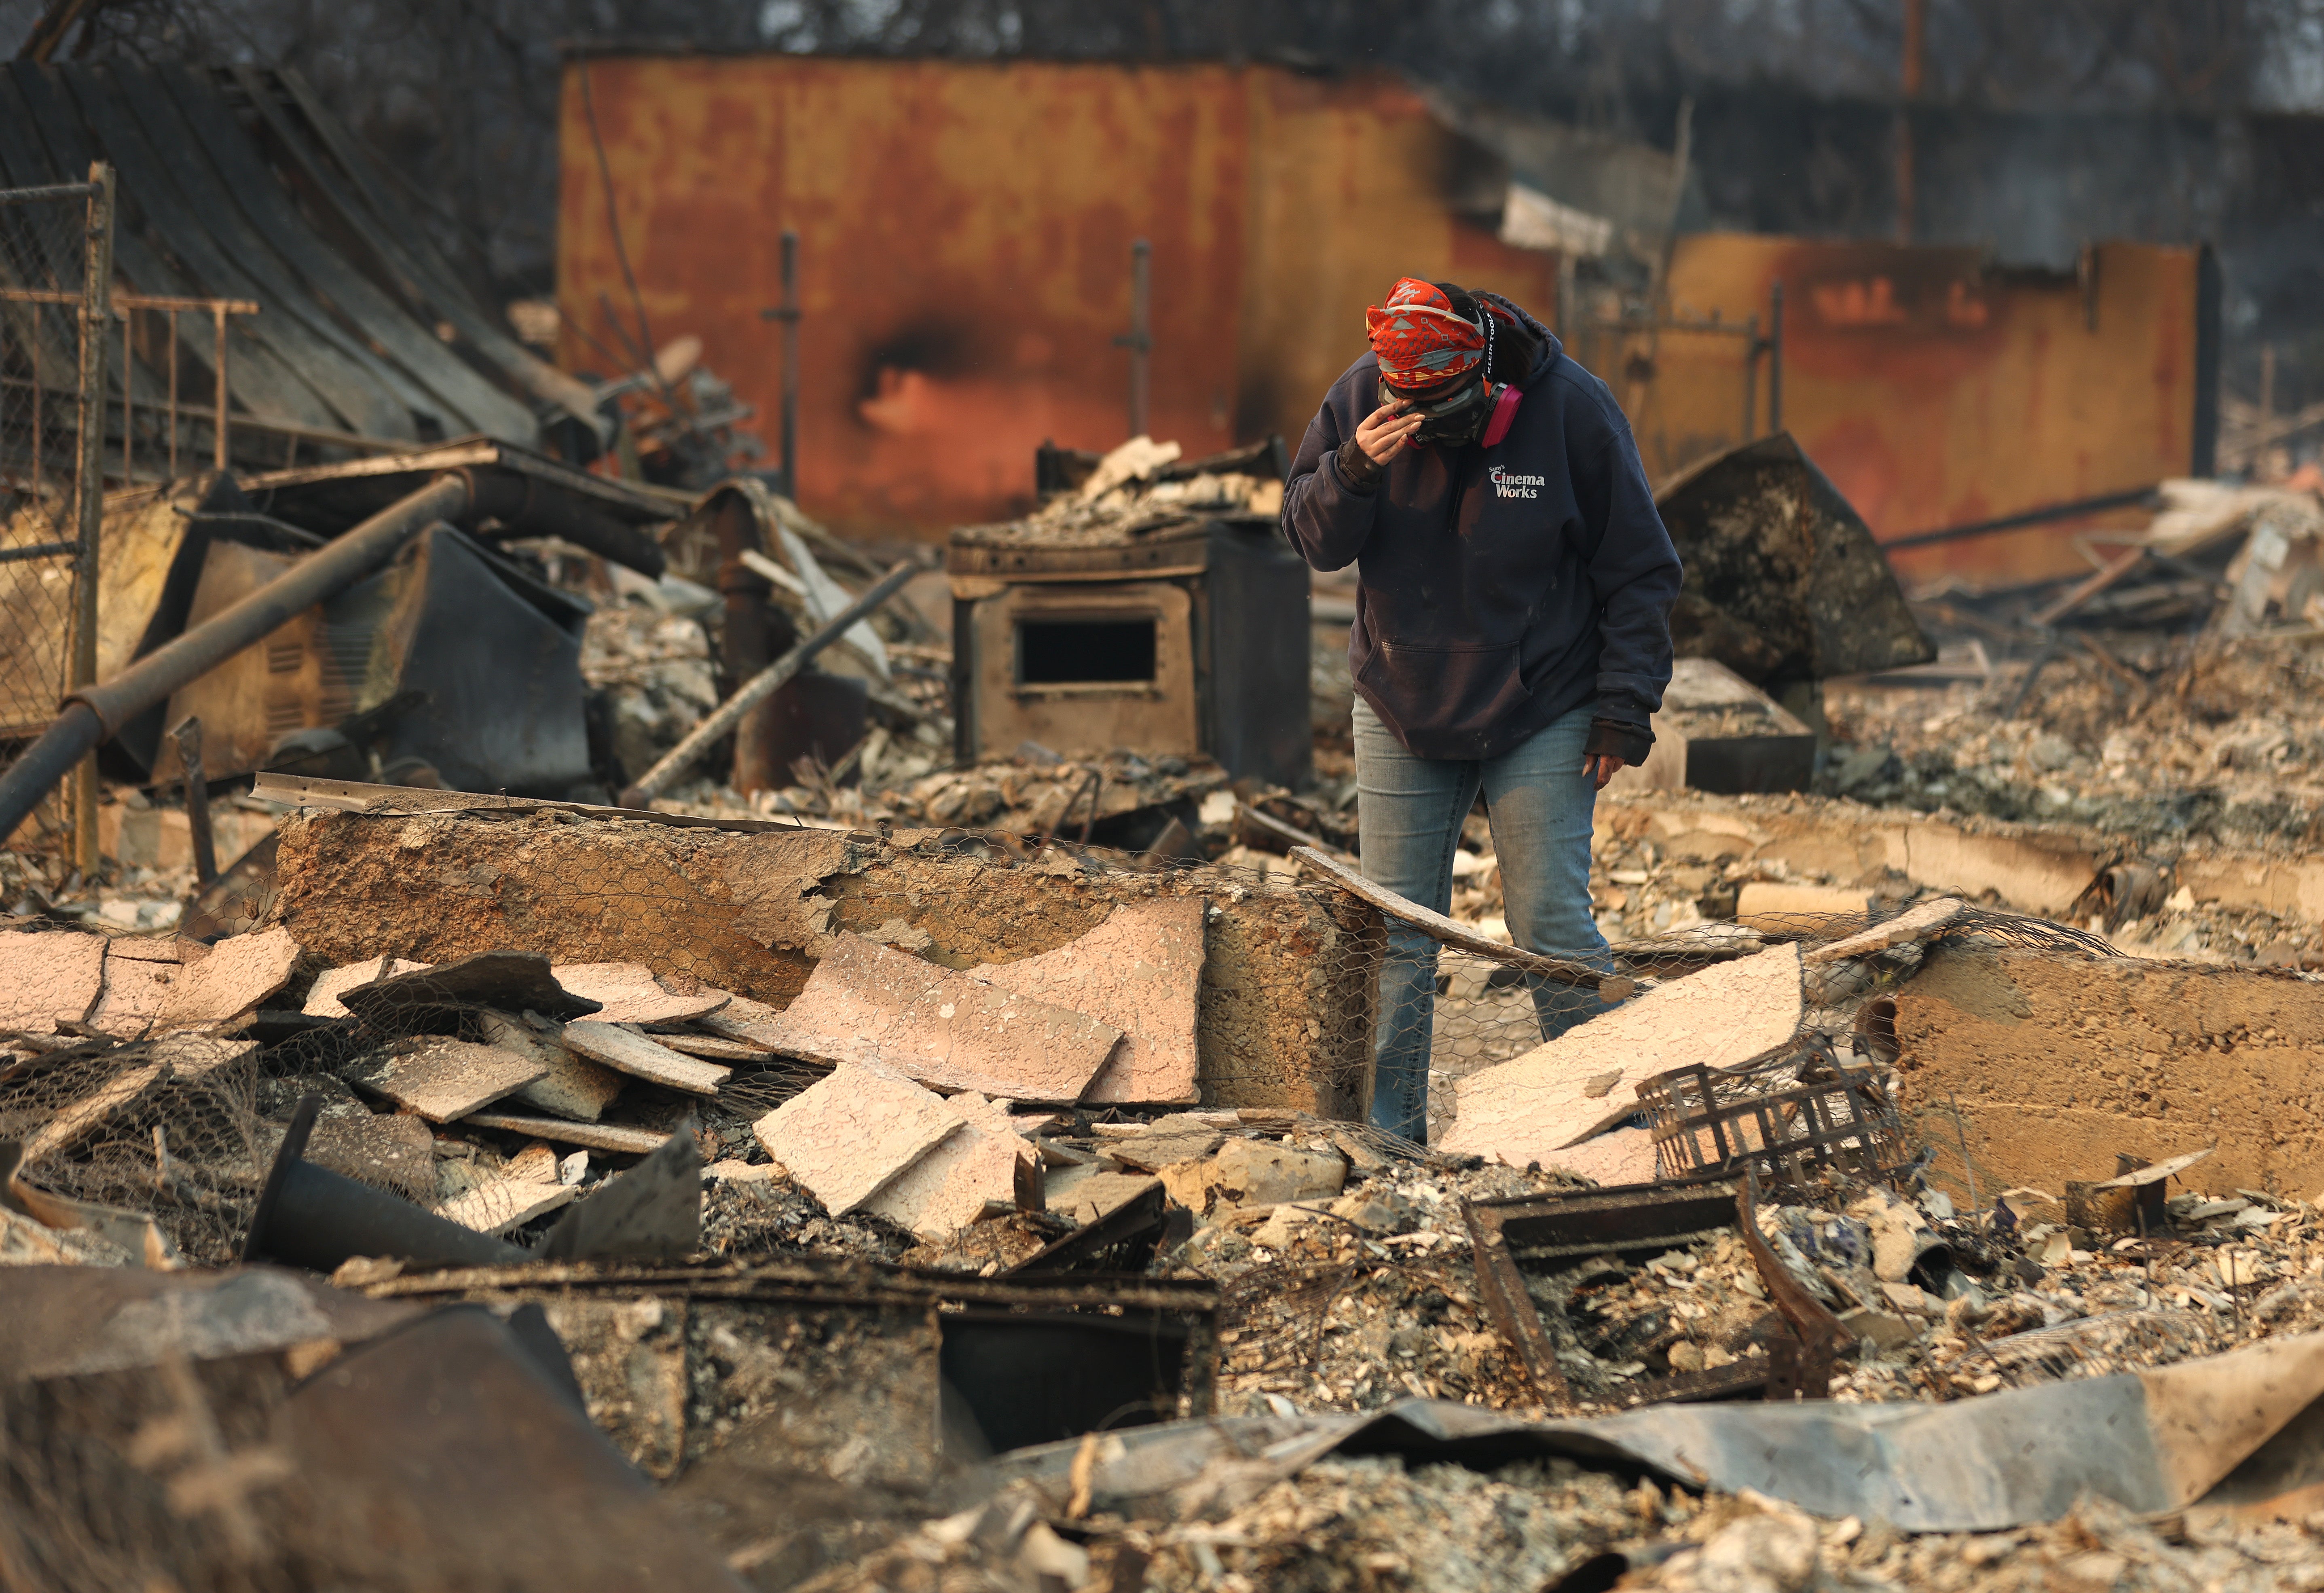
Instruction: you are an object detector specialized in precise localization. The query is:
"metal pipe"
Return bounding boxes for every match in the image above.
[171,715,217,885]
[1767,279,1785,436]
[1114,238,1152,440]
[622,559,917,805]
[72,161,112,876]
[0,472,470,842]
[780,228,799,499]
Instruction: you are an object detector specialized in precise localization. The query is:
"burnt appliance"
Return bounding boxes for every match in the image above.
[948,515,1311,787]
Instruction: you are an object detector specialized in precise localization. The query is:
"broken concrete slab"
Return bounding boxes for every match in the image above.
[478,1011,626,1122]
[751,1061,963,1215]
[156,924,300,1032]
[0,929,110,1034]
[1440,944,1804,1169]
[268,804,1377,1114]
[551,962,730,1026]
[305,956,431,1018]
[1896,943,2324,1208]
[561,1020,730,1096]
[461,1112,670,1155]
[974,898,1204,1104]
[1596,791,2104,918]
[761,933,1123,1102]
[338,950,604,1027]
[863,1092,1036,1242]
[346,1038,548,1123]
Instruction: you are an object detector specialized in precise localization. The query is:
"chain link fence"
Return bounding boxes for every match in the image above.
[0,167,110,875]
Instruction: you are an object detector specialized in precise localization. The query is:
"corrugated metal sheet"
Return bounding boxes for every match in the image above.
[555,55,1559,537]
[0,63,600,459]
[1584,235,2208,587]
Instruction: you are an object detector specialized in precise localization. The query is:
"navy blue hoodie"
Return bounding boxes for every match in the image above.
[1282,295,1683,762]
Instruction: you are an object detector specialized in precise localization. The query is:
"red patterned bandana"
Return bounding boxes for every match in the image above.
[1365,278,1486,387]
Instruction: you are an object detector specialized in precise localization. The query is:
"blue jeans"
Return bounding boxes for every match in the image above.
[1354,697,1613,1142]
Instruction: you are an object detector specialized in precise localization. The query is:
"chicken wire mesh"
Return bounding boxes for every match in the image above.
[0,175,106,861]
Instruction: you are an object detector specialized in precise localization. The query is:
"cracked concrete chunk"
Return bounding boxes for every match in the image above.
[863,1091,1036,1241]
[1440,944,1803,1169]
[751,1062,962,1215]
[479,1011,626,1121]
[975,899,1203,1104]
[560,1020,730,1097]
[461,1112,669,1155]
[157,925,301,1032]
[305,956,431,1018]
[0,929,106,1033]
[762,934,1123,1102]
[550,962,730,1025]
[347,1037,548,1123]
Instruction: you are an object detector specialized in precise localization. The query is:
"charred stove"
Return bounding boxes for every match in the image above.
[948,444,1311,787]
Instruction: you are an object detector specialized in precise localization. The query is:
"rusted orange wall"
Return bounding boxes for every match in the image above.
[556,55,1558,537]
[1613,236,2204,586]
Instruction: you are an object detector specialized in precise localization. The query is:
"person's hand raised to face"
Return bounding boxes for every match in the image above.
[1355,402,1425,466]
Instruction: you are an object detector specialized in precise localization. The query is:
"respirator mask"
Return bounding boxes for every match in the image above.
[1382,374,1497,447]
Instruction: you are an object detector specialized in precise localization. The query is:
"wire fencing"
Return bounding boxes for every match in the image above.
[0,168,109,874]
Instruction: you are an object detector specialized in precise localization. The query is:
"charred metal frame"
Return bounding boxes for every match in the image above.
[1461,1169,1846,1413]
[1638,1058,1908,1185]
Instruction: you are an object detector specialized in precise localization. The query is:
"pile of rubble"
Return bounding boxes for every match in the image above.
[952,437,1284,549]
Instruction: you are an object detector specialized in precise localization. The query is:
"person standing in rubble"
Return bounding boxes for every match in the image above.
[1281,278,1682,1144]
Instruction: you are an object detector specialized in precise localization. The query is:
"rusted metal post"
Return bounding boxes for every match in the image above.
[211,300,228,470]
[1115,238,1152,440]
[70,161,112,876]
[165,305,178,479]
[779,228,799,499]
[1767,280,1784,436]
[171,715,216,885]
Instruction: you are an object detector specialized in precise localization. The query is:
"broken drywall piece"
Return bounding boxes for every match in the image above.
[1054,1170,1163,1227]
[1102,1116,1226,1173]
[550,962,730,1025]
[560,1020,730,1096]
[478,1011,626,1121]
[863,1091,1036,1241]
[346,1038,548,1123]
[305,956,431,1018]
[1801,896,1967,965]
[750,1061,962,1215]
[461,1112,668,1155]
[0,929,107,1034]
[157,924,301,1032]
[1544,1126,1658,1186]
[974,898,1204,1104]
[759,933,1123,1102]
[434,1173,578,1233]
[1439,943,1803,1169]
[88,937,196,1037]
